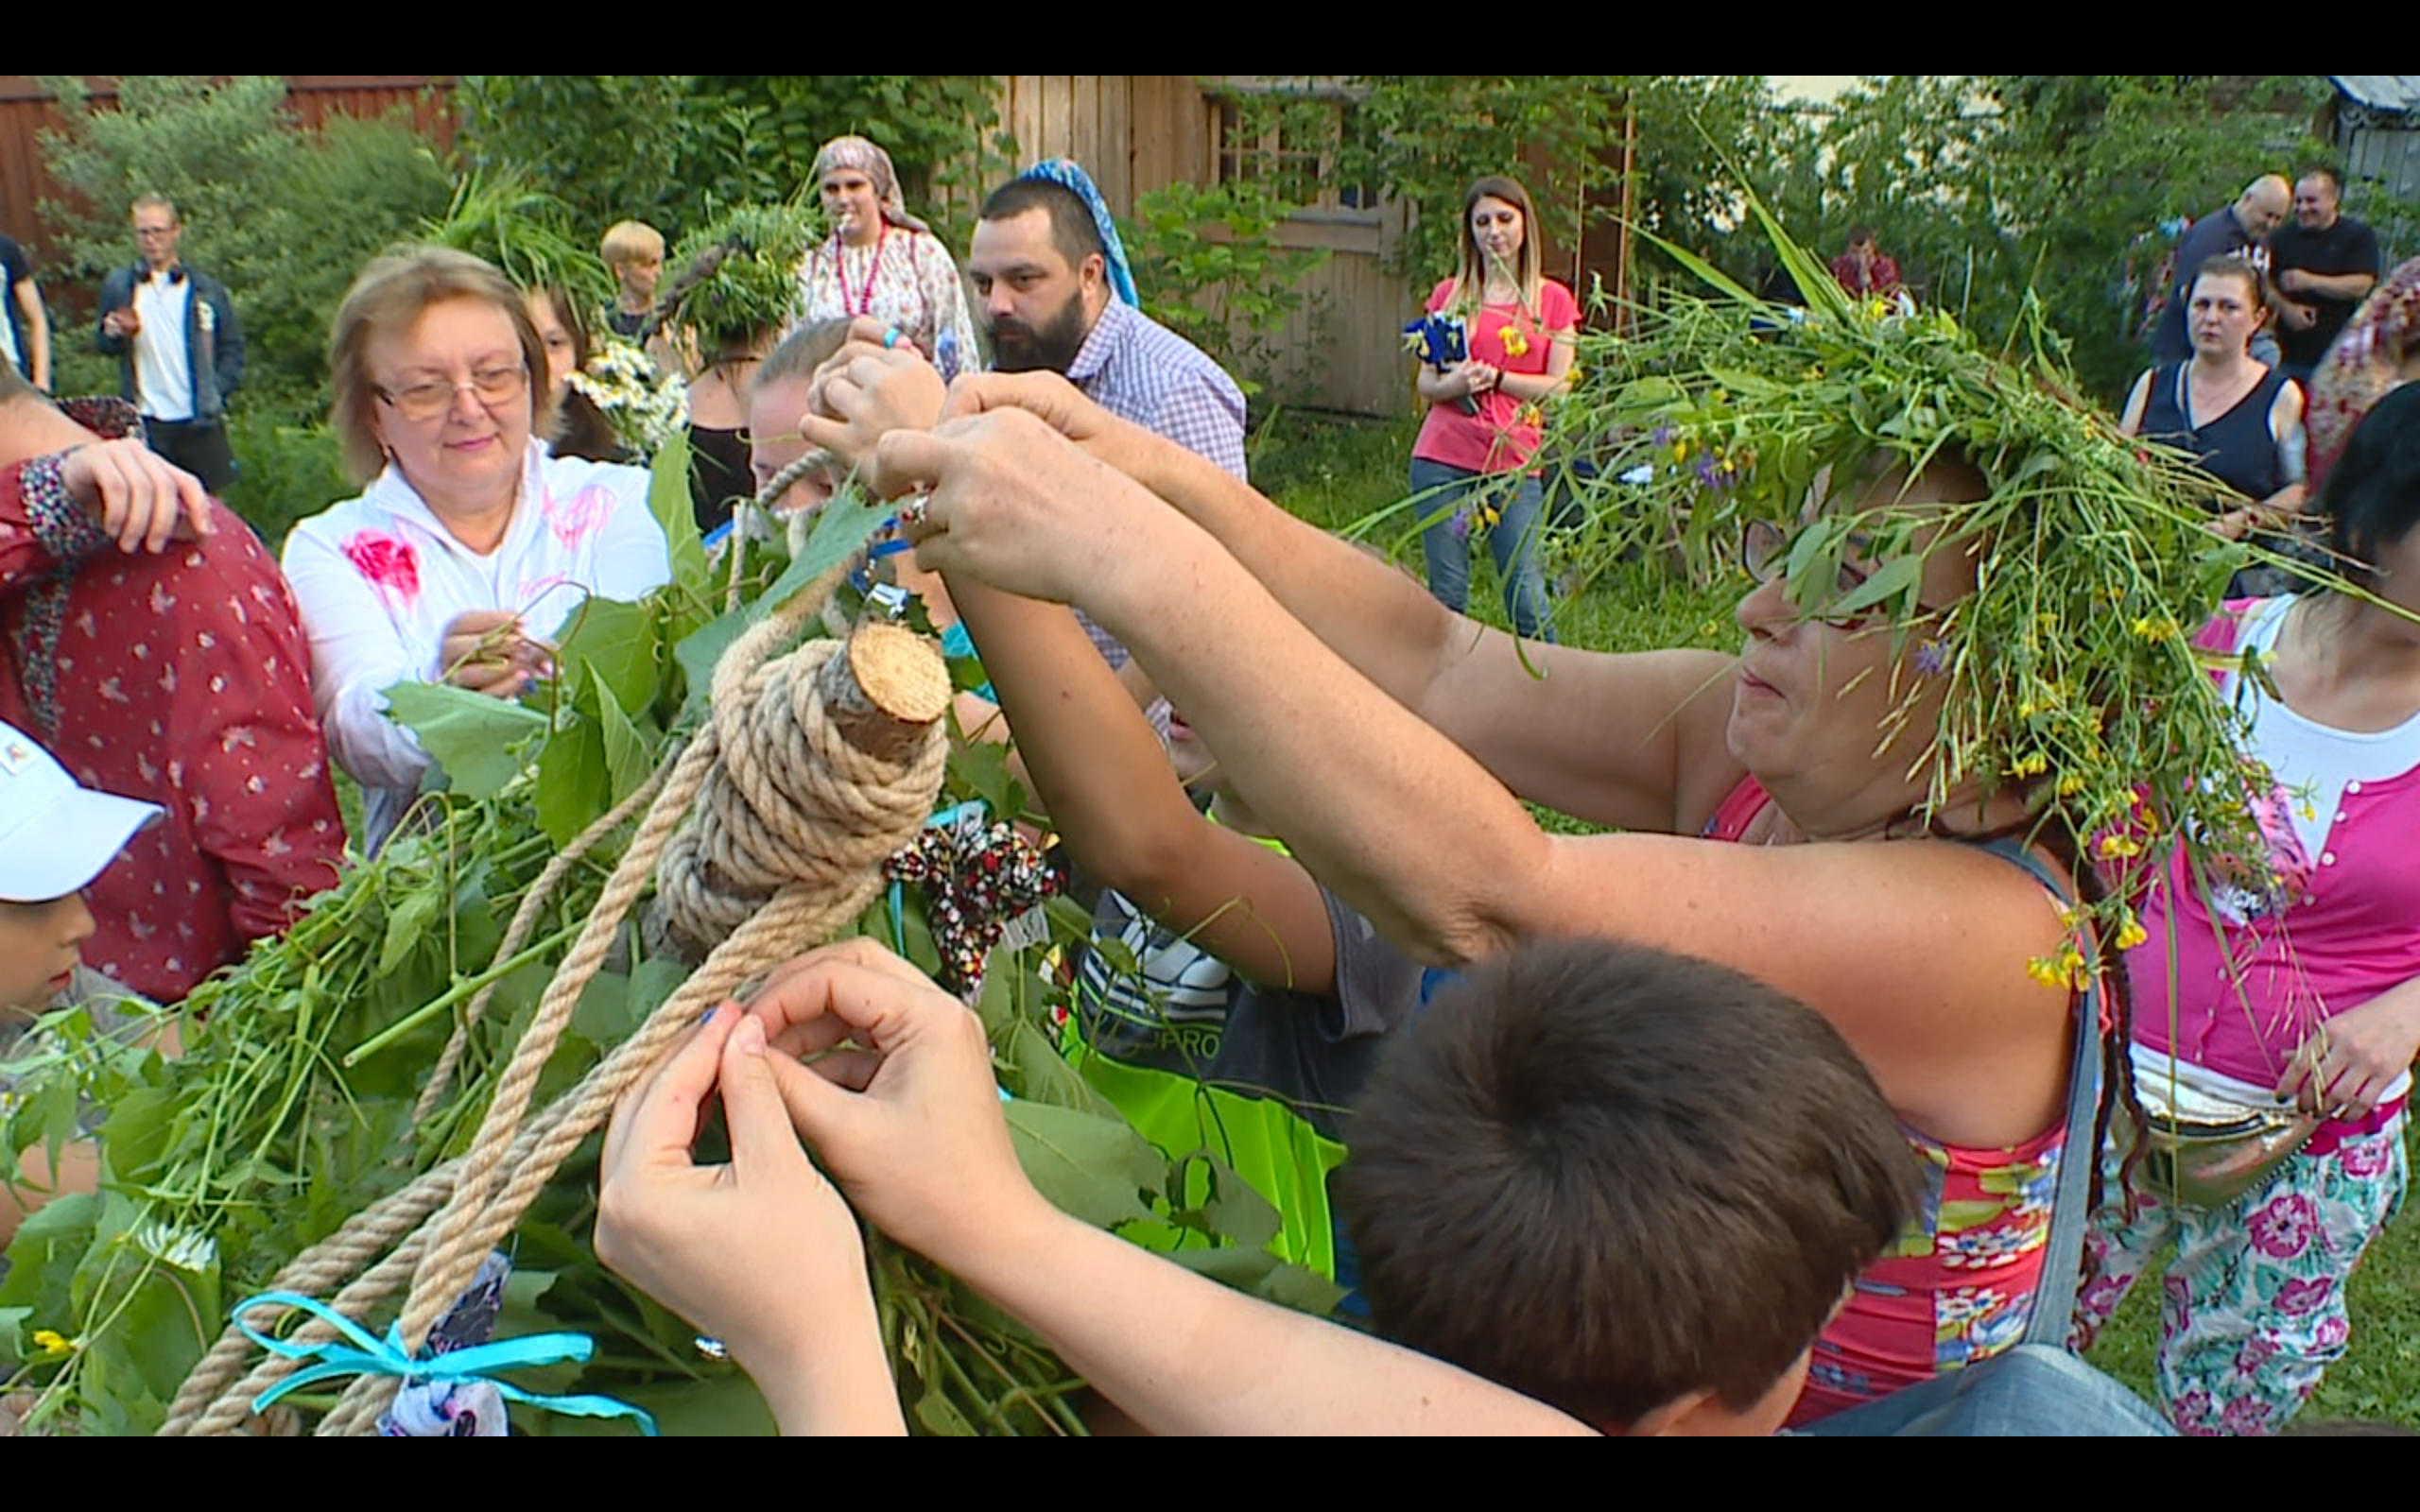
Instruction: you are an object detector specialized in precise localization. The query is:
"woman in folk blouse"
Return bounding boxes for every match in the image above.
[796,137,980,384]
[1409,175,1577,644]
[283,249,671,850]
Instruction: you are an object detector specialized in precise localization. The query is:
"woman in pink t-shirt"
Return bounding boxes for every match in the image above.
[1409,177,1578,643]
[2073,384,2420,1436]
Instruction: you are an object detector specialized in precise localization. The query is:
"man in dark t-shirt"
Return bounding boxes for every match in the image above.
[2151,177,2291,366]
[2269,169,2381,386]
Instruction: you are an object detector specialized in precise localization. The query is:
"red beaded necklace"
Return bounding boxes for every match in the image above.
[833,222,890,318]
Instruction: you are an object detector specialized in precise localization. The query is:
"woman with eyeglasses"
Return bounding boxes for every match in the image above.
[284,248,672,849]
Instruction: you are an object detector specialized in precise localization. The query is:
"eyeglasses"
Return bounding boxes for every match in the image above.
[376,363,529,423]
[1742,520,1949,629]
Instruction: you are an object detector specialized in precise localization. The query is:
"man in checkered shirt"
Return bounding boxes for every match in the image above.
[965,172,1249,698]
[968,176,1248,482]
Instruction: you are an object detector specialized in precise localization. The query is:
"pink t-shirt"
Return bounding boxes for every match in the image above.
[2132,602,2420,1089]
[1411,278,1579,476]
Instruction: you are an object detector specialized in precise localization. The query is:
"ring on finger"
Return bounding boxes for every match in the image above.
[883,327,904,351]
[900,493,930,531]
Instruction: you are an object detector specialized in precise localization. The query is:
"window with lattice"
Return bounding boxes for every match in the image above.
[1211,82,1380,218]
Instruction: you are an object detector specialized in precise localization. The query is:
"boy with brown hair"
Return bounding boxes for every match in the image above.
[597,936,1929,1435]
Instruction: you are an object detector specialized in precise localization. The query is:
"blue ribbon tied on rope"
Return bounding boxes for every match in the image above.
[233,1292,660,1436]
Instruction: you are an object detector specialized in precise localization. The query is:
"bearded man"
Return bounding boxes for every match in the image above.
[968,164,1248,481]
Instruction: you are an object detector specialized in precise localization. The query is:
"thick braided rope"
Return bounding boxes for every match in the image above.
[656,643,942,951]
[159,1175,454,1435]
[384,580,842,1356]
[389,732,726,1359]
[414,765,674,1124]
[170,564,941,1435]
[394,570,939,1365]
[320,880,907,1434]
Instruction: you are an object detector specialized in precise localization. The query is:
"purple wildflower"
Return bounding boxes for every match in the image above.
[1451,509,1473,543]
[1915,640,1948,678]
[1652,423,1676,448]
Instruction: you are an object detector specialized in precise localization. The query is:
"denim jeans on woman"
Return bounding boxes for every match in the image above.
[1410,458,1557,643]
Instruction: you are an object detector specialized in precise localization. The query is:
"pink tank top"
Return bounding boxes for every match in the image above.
[1704,778,2071,1426]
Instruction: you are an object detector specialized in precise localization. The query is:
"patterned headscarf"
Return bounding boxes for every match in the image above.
[1018,159,1140,308]
[2308,258,2420,496]
[812,135,931,236]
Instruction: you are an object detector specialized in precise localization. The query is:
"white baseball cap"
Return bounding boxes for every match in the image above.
[0,721,163,904]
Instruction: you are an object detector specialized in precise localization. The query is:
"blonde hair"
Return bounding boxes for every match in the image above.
[1446,176,1547,320]
[600,220,666,267]
[327,247,557,483]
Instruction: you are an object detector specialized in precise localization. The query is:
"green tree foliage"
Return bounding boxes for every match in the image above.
[38,76,454,424]
[1334,75,1789,285]
[454,76,1013,252]
[1772,75,2333,397]
[1125,178,1329,402]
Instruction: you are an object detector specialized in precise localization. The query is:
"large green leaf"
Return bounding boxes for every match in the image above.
[1002,1101,1162,1232]
[537,716,611,848]
[558,598,661,723]
[648,429,710,596]
[761,489,888,614]
[593,673,662,805]
[385,682,547,800]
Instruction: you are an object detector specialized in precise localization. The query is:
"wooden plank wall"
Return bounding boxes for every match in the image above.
[989,74,1408,416]
[0,77,454,266]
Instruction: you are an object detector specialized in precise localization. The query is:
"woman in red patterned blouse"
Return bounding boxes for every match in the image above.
[0,373,344,1001]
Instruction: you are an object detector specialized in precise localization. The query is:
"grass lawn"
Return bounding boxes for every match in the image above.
[1254,410,2420,1433]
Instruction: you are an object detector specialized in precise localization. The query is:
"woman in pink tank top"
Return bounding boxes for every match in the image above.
[2073,385,2420,1435]
[838,281,2274,1431]
[896,427,2111,1426]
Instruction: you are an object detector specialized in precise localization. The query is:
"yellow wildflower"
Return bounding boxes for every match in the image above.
[2097,833,2143,862]
[2115,916,2150,953]
[30,1330,78,1360]
[1519,405,1544,429]
[2027,945,2090,993]
[2011,752,2049,779]
[1499,327,1531,359]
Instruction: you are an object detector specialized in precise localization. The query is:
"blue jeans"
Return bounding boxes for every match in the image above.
[1794,1346,2175,1437]
[1410,458,1557,642]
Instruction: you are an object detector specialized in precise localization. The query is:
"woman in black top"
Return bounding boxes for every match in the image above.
[2121,255,2309,594]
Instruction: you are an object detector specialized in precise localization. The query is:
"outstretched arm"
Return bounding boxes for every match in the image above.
[866,367,1734,834]
[887,416,2079,1149]
[946,575,1337,992]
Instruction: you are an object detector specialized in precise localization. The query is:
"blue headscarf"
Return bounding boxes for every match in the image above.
[1018,160,1140,308]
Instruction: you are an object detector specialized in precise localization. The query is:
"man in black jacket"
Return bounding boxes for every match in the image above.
[95,197,244,490]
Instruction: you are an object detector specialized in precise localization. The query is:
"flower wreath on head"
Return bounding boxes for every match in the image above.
[1545,215,2340,972]
[668,202,821,353]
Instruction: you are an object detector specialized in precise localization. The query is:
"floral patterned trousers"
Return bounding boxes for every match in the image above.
[2069,1111,2409,1437]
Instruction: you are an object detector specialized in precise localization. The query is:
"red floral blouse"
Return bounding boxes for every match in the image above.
[0,424,345,1001]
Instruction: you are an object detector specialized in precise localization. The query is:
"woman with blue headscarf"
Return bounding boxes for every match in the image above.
[797,136,980,382]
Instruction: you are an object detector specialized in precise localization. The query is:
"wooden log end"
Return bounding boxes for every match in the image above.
[817,621,951,764]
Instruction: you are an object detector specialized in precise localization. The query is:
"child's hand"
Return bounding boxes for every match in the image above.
[61,440,214,553]
[742,939,1046,1270]
[596,1009,899,1434]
